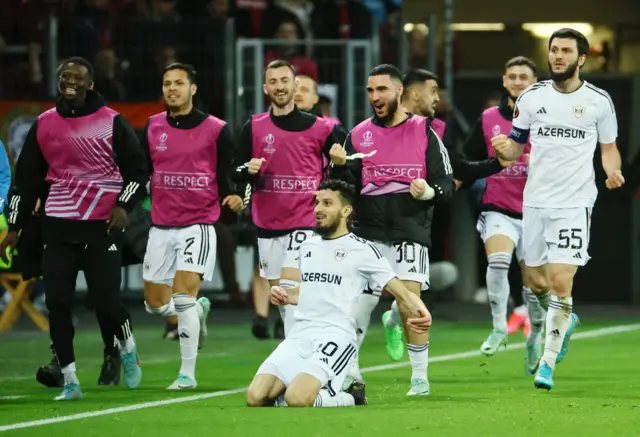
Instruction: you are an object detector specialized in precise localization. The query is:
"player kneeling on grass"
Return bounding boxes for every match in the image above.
[245,179,432,407]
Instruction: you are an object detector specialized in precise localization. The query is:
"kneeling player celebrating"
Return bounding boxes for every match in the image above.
[245,180,431,407]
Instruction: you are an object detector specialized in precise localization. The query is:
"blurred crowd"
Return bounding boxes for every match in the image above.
[0,0,404,118]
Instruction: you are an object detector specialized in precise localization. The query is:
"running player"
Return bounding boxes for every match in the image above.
[492,28,624,389]
[463,56,547,373]
[231,60,342,337]
[330,64,455,396]
[245,179,432,407]
[141,63,244,390]
[1,57,146,400]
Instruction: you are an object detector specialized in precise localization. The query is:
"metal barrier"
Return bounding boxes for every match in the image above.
[232,39,375,130]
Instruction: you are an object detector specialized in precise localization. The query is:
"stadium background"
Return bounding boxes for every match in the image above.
[0,0,639,319]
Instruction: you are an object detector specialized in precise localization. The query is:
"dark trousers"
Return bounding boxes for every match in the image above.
[508,257,525,308]
[43,233,132,368]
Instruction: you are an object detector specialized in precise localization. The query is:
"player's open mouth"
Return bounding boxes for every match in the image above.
[62,88,77,96]
[168,94,179,100]
[316,214,326,220]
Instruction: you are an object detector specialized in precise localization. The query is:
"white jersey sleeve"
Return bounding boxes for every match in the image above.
[354,237,396,291]
[596,94,617,144]
[509,84,539,144]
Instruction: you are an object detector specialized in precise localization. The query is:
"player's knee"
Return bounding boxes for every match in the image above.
[245,386,269,407]
[549,271,574,296]
[526,270,548,292]
[284,387,315,407]
[173,271,201,295]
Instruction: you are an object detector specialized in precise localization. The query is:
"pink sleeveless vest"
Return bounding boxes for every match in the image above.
[481,106,530,214]
[351,116,428,195]
[251,112,333,230]
[323,116,341,127]
[431,118,446,140]
[147,112,224,226]
[38,106,122,220]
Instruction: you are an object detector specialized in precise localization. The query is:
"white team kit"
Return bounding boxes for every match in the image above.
[257,230,315,280]
[511,80,617,266]
[143,224,217,284]
[477,211,524,261]
[256,234,396,390]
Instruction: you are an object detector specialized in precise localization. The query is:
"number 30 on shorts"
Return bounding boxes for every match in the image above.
[558,228,583,249]
[395,242,416,263]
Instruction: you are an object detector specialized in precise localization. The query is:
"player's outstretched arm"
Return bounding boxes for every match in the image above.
[230,119,256,183]
[421,129,455,203]
[270,285,300,306]
[384,278,432,334]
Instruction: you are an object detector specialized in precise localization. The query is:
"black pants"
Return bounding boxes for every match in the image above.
[43,233,132,368]
[508,256,524,308]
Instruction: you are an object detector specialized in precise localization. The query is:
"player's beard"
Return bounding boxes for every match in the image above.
[549,59,579,83]
[372,97,399,125]
[271,90,293,109]
[313,216,340,238]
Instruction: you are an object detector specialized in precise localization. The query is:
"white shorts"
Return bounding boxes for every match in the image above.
[366,241,430,293]
[477,211,524,261]
[522,206,592,267]
[255,327,357,391]
[257,230,315,280]
[143,224,217,285]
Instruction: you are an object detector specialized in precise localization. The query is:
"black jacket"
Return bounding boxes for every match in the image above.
[331,115,455,247]
[6,188,148,281]
[139,108,238,227]
[8,90,148,242]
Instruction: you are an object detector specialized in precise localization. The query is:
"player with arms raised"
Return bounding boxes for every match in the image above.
[245,179,431,407]
[492,28,624,390]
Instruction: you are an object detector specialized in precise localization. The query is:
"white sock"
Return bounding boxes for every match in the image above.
[523,287,545,338]
[386,299,402,328]
[535,290,551,311]
[407,343,429,381]
[274,394,287,407]
[486,252,511,332]
[144,299,177,316]
[279,280,300,337]
[513,304,527,316]
[173,293,200,379]
[314,390,355,407]
[541,295,572,369]
[61,363,79,385]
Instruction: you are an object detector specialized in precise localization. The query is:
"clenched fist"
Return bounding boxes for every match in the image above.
[222,195,245,212]
[491,134,510,160]
[247,158,266,175]
[329,144,346,166]
[410,178,434,200]
[605,170,625,190]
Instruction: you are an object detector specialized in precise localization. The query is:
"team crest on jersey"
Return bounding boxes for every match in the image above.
[263,134,276,154]
[334,249,347,261]
[513,105,520,119]
[492,125,501,136]
[573,105,585,118]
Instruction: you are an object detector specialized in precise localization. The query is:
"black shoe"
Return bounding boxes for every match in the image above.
[163,322,179,341]
[273,318,285,339]
[36,355,64,388]
[345,381,367,406]
[98,352,121,386]
[252,315,270,339]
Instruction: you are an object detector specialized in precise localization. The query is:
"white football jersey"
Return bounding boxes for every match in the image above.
[510,80,617,208]
[290,233,396,337]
